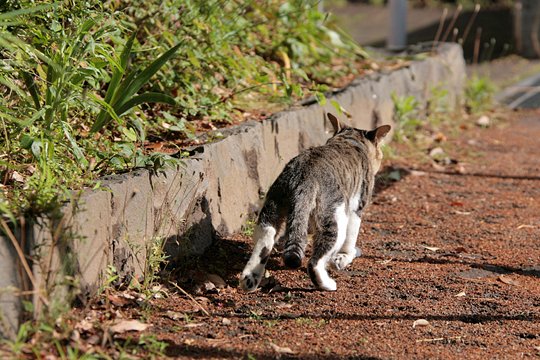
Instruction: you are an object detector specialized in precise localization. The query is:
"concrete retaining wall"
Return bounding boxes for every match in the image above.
[0,43,466,338]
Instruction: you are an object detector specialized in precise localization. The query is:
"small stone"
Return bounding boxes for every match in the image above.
[222,318,231,325]
[476,115,490,127]
[429,147,445,159]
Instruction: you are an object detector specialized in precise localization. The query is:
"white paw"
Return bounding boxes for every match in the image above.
[317,277,337,291]
[354,246,362,258]
[239,272,260,292]
[332,253,354,271]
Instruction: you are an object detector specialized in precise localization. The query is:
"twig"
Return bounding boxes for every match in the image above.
[0,218,49,307]
[432,8,448,51]
[169,281,210,316]
[441,5,462,43]
[417,336,462,343]
[473,27,482,65]
[460,4,481,45]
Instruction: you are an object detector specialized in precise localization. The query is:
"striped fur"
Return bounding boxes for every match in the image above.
[240,113,390,292]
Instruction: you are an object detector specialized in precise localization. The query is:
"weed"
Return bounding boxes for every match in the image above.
[391,93,422,142]
[295,317,314,326]
[465,75,496,114]
[242,218,257,237]
[249,310,264,321]
[264,319,279,327]
[142,236,169,292]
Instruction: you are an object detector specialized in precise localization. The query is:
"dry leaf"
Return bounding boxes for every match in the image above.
[454,210,471,215]
[110,319,150,334]
[269,342,296,354]
[75,319,94,332]
[107,294,130,307]
[184,323,205,328]
[206,274,226,288]
[422,246,440,252]
[455,291,466,297]
[165,311,184,321]
[412,319,430,328]
[498,275,520,286]
[517,224,534,230]
[410,170,427,176]
[276,302,294,309]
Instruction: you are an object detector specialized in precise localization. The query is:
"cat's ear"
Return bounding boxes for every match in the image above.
[366,124,392,143]
[327,113,342,134]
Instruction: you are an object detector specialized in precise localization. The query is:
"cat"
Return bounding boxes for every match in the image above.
[240,113,391,292]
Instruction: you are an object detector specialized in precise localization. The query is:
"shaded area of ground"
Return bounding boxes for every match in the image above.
[142,110,540,358]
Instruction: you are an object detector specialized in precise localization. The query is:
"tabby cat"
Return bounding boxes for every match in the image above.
[240,113,391,291]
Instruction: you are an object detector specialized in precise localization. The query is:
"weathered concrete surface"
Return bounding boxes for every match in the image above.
[0,43,466,338]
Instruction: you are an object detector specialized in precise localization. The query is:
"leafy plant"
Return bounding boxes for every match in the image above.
[90,34,180,133]
[391,93,422,142]
[465,75,495,114]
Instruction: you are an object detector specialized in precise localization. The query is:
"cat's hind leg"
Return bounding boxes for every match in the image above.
[240,224,277,292]
[307,203,348,291]
[332,212,361,270]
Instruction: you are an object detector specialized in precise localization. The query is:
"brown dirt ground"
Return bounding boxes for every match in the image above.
[151,109,540,359]
[6,109,540,359]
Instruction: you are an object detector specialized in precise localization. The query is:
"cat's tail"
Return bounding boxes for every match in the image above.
[283,186,316,269]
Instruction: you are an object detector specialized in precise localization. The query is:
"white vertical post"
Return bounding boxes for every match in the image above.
[388,0,407,51]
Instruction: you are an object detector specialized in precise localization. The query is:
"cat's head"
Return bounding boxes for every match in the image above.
[327,113,391,173]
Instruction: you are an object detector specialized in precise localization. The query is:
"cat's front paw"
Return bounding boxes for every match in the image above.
[332,252,354,270]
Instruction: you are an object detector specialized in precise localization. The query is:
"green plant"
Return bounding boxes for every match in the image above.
[242,218,257,237]
[465,75,495,114]
[391,93,422,142]
[90,33,180,133]
[142,236,169,291]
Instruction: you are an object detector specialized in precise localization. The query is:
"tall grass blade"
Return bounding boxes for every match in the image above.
[115,92,176,116]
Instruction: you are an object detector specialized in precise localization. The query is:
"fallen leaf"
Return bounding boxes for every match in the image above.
[269,284,287,293]
[184,323,205,328]
[449,201,464,207]
[110,319,150,334]
[454,246,467,253]
[412,319,430,328]
[165,311,184,321]
[75,319,94,332]
[11,171,24,183]
[433,132,447,143]
[410,170,426,177]
[517,224,534,230]
[269,342,296,354]
[454,210,471,215]
[422,245,440,252]
[455,291,466,297]
[275,302,294,309]
[206,274,226,289]
[498,275,520,286]
[429,147,445,159]
[378,258,393,265]
[107,294,130,307]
